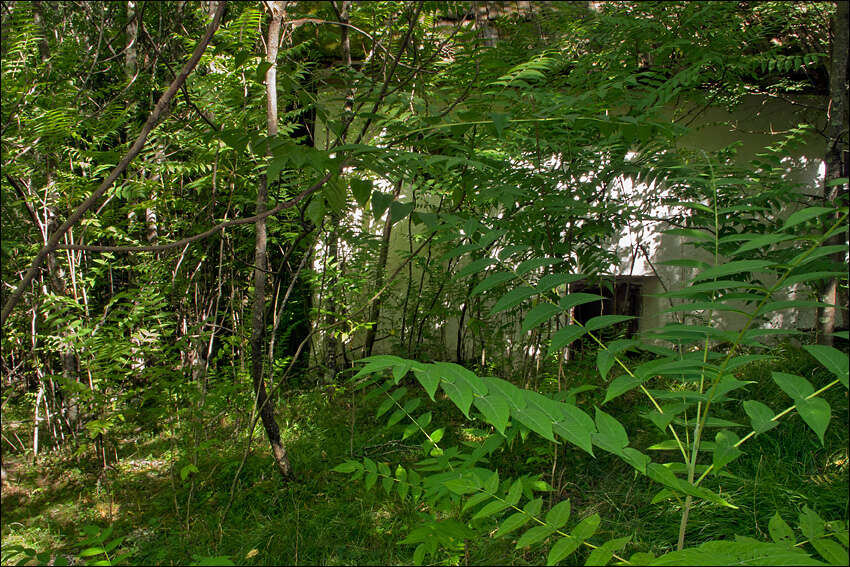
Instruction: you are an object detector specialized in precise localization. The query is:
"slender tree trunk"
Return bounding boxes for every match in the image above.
[30,4,81,437]
[817,0,849,346]
[251,0,291,479]
[321,1,353,381]
[363,179,404,357]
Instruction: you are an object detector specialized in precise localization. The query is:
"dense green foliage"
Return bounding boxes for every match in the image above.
[2,1,847,565]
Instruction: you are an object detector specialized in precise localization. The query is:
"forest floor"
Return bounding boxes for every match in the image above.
[2,356,848,566]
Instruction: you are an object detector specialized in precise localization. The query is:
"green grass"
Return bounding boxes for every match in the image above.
[2,343,847,565]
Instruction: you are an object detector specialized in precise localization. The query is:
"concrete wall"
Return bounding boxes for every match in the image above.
[606,95,841,334]
[313,94,842,366]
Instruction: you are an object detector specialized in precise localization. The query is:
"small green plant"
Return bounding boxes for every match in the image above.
[75,524,131,566]
[2,524,130,567]
[2,545,70,566]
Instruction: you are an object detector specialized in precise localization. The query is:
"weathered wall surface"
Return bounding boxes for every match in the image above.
[609,95,838,334]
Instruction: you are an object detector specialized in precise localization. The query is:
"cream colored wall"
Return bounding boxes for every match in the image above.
[315,94,839,363]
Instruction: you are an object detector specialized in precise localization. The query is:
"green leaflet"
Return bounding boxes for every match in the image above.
[584,315,634,332]
[669,201,714,213]
[657,258,711,270]
[371,190,393,219]
[482,376,527,410]
[592,407,629,454]
[490,112,511,137]
[732,233,799,255]
[331,460,362,474]
[622,448,651,475]
[492,286,538,314]
[725,354,772,371]
[440,376,474,419]
[324,179,347,212]
[799,506,826,541]
[571,513,601,541]
[662,301,751,315]
[472,271,516,295]
[413,368,441,401]
[772,372,815,399]
[352,355,406,381]
[472,499,509,520]
[712,430,743,475]
[495,498,543,540]
[756,300,832,316]
[795,397,831,445]
[645,323,730,343]
[389,201,414,224]
[647,538,824,565]
[266,154,287,184]
[559,293,605,311]
[505,478,524,506]
[496,511,533,539]
[546,499,571,529]
[584,536,631,566]
[522,303,562,333]
[478,229,507,248]
[392,362,412,383]
[516,257,563,276]
[512,405,555,441]
[707,375,754,401]
[603,375,644,405]
[780,206,835,231]
[783,271,848,287]
[676,417,745,429]
[306,198,325,226]
[499,245,531,260]
[646,463,737,508]
[376,387,406,418]
[349,177,372,207]
[538,273,585,294]
[365,470,378,491]
[658,279,754,298]
[221,129,249,153]
[597,350,617,380]
[552,404,596,456]
[648,440,708,452]
[516,525,556,549]
[768,512,796,545]
[691,260,775,282]
[644,403,687,432]
[473,394,510,435]
[547,535,582,565]
[433,362,488,395]
[803,345,849,388]
[596,339,638,380]
[549,326,587,355]
[441,471,480,495]
[810,538,848,565]
[386,408,405,427]
[457,257,497,279]
[789,244,848,267]
[662,228,714,242]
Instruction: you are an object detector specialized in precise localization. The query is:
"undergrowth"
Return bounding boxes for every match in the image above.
[2,343,847,565]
